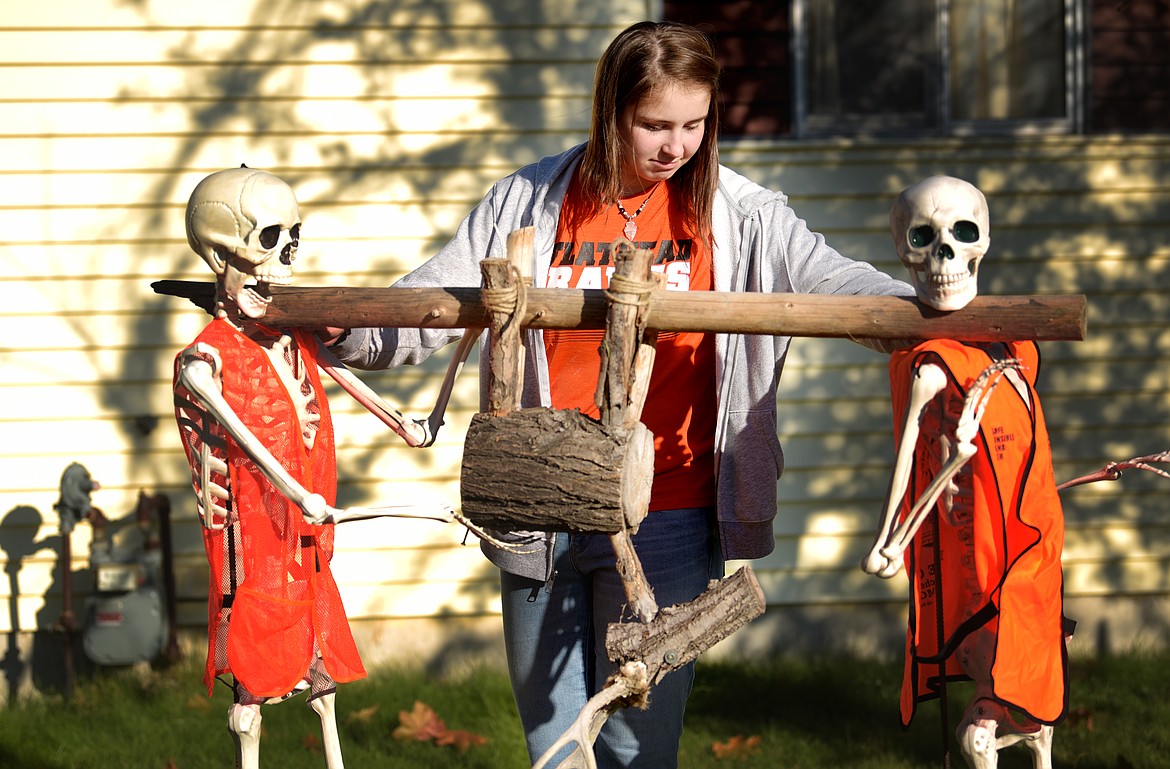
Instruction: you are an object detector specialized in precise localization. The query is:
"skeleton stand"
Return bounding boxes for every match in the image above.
[461,236,766,769]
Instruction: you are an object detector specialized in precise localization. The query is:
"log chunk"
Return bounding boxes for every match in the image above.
[605,566,766,685]
[460,407,653,534]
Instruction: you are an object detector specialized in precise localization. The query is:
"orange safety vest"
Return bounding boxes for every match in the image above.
[888,339,1068,727]
[174,319,365,697]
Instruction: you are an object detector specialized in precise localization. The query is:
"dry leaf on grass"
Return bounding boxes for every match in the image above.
[184,694,213,711]
[391,700,488,751]
[346,704,381,724]
[392,700,449,742]
[711,734,761,760]
[436,728,490,752]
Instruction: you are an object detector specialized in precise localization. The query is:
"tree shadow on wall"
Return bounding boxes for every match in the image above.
[110,0,612,496]
[97,0,616,676]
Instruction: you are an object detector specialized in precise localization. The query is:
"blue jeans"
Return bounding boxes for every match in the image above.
[500,507,723,769]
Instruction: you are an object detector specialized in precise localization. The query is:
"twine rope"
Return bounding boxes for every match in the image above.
[480,265,528,317]
[605,273,655,308]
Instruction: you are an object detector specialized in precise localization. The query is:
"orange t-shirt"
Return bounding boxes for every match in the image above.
[543,175,716,511]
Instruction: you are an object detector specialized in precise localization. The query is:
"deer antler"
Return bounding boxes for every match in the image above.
[1057,450,1170,492]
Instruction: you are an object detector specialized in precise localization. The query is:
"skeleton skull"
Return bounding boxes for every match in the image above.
[186,166,301,318]
[890,176,989,312]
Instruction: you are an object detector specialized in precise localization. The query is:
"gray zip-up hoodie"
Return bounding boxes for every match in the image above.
[333,143,914,581]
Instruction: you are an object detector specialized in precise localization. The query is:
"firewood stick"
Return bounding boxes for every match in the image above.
[480,259,522,416]
[599,241,660,623]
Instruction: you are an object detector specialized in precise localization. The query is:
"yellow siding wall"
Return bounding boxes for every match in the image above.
[3,0,1170,682]
[0,0,656,661]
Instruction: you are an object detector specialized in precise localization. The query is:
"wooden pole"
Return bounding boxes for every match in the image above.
[479,258,522,417]
[258,285,1086,342]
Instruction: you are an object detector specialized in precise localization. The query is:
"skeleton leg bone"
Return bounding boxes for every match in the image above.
[228,702,263,769]
[309,690,345,769]
[957,705,1052,769]
[955,626,1054,769]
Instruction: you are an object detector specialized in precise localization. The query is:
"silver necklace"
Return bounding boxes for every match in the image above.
[616,185,657,240]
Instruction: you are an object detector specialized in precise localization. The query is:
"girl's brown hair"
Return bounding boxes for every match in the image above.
[577,21,721,245]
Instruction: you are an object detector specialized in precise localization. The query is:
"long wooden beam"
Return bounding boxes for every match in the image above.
[259,285,1086,341]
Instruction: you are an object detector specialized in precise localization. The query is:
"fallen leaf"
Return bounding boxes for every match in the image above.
[163,760,178,769]
[711,734,761,760]
[436,728,489,752]
[184,694,213,711]
[346,704,381,724]
[302,733,322,754]
[392,700,447,742]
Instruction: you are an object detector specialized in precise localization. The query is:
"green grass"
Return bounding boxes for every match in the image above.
[2,649,1169,768]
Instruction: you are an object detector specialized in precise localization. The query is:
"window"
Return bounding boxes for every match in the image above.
[794,0,1082,137]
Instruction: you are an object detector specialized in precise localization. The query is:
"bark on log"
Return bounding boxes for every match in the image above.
[460,408,653,533]
[604,565,767,685]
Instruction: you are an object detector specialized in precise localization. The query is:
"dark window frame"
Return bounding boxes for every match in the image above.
[791,0,1086,139]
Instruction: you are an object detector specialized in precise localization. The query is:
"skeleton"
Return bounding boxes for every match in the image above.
[172,166,472,769]
[863,176,1069,769]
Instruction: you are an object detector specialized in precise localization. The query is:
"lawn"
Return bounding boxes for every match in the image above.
[2,648,1167,768]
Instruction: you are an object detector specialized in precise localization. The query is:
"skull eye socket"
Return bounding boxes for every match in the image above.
[953,220,980,243]
[259,224,282,250]
[908,225,934,248]
[289,224,301,245]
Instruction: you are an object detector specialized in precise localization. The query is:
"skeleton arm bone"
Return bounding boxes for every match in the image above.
[315,329,480,449]
[863,362,948,577]
[315,344,427,447]
[873,361,1014,573]
[178,352,336,524]
[426,329,479,444]
[180,353,454,527]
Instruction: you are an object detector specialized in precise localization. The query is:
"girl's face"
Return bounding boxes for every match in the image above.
[618,83,710,196]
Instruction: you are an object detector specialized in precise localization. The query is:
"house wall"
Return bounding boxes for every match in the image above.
[3,0,1169,702]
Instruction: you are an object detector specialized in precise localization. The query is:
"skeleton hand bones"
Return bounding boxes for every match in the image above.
[863,359,1017,578]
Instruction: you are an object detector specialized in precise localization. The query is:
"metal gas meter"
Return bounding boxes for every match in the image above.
[54,463,178,669]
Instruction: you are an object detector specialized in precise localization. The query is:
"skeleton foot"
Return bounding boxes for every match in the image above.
[228,703,263,769]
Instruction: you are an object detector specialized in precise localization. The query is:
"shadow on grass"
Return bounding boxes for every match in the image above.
[687,657,943,767]
[684,653,1163,769]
